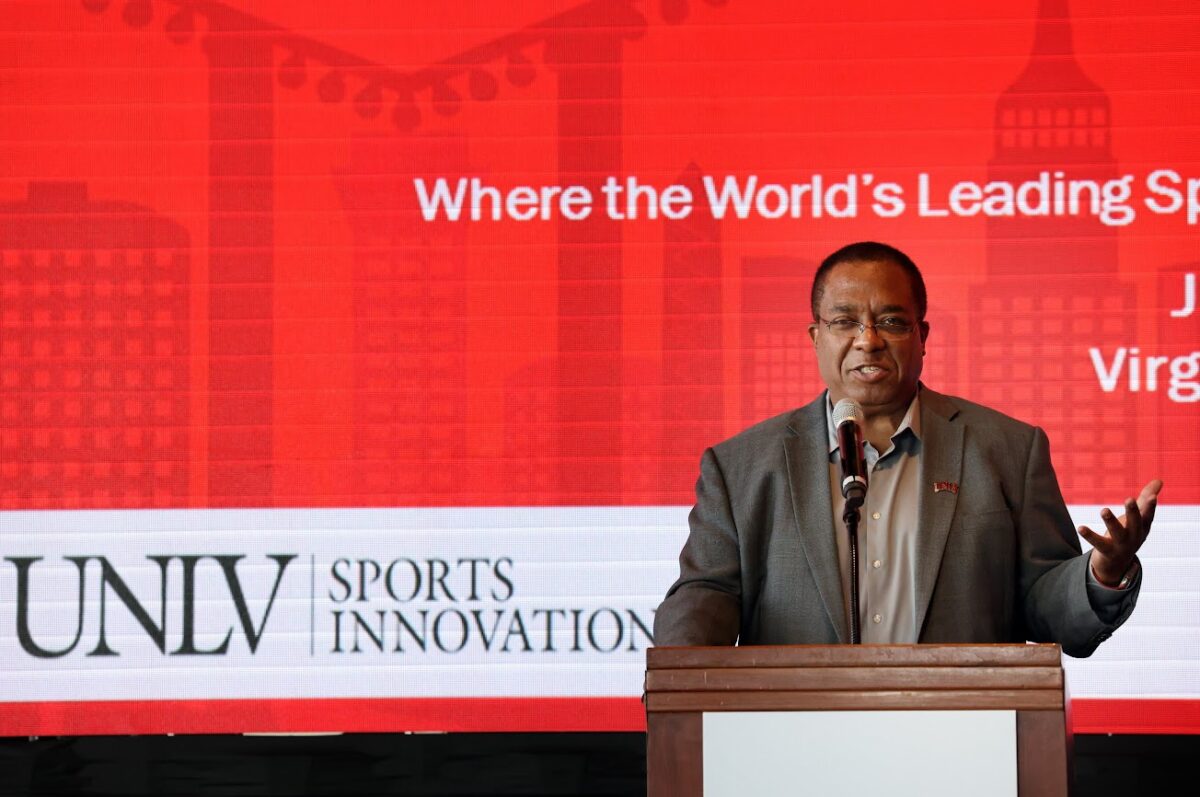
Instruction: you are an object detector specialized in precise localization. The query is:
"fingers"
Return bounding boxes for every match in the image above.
[1084,501,1135,551]
[1138,479,1164,503]
[1082,479,1163,556]
[1077,524,1108,553]
[1104,503,1132,543]
[1138,479,1163,526]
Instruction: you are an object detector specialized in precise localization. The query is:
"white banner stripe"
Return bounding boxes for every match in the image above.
[0,505,1196,705]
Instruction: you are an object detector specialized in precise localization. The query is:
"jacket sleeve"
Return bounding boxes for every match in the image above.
[652,447,742,646]
[1019,427,1139,658]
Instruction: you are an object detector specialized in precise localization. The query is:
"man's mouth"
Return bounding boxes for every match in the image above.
[850,364,890,381]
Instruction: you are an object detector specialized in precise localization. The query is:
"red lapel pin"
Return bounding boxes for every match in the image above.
[933,481,959,494]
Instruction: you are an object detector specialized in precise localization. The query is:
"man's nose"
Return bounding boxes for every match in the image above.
[853,324,886,350]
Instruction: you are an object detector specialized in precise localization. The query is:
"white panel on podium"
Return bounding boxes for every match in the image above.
[703,710,1016,797]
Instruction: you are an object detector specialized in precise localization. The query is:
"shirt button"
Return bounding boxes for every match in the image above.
[872,559,882,569]
[872,614,882,624]
[871,512,881,520]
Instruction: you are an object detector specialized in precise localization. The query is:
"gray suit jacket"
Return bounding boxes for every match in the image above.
[653,386,1137,658]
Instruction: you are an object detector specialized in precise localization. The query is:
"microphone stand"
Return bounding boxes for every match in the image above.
[834,399,867,646]
[843,502,862,644]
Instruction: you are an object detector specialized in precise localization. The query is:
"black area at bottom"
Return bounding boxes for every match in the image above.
[0,732,1193,795]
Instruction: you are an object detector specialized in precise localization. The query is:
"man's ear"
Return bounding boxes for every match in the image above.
[808,323,818,346]
[919,320,930,354]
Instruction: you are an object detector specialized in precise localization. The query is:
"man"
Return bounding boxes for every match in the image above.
[654,241,1160,657]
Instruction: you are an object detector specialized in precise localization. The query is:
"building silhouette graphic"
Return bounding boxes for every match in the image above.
[661,163,723,490]
[972,0,1137,500]
[337,135,470,504]
[740,256,821,429]
[0,183,190,509]
[59,0,738,508]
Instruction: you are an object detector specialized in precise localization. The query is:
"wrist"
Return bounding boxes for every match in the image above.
[1091,556,1140,590]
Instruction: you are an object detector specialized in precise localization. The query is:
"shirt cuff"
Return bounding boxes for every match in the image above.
[1085,553,1140,622]
[1088,553,1141,591]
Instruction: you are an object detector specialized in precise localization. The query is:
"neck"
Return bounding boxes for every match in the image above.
[860,395,915,450]
[861,412,901,451]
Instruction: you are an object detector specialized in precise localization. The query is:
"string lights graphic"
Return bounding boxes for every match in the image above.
[80,0,724,131]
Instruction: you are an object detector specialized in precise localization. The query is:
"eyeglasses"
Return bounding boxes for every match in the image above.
[815,316,916,340]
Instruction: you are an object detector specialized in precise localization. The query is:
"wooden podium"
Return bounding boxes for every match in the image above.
[645,644,1069,797]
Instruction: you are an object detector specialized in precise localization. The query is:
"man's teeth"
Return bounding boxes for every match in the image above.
[860,366,881,373]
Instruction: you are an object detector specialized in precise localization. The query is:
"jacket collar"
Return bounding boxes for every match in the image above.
[911,386,964,638]
[784,392,847,641]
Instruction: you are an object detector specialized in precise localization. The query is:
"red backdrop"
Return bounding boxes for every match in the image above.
[0,0,1197,735]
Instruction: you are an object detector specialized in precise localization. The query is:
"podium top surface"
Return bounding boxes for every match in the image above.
[644,644,1066,713]
[647,643,1063,670]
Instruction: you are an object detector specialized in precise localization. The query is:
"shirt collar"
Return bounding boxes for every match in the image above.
[825,390,922,454]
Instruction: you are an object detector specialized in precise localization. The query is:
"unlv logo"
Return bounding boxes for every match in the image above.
[6,555,296,658]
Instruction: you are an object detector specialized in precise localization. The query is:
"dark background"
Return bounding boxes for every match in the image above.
[0,732,1193,795]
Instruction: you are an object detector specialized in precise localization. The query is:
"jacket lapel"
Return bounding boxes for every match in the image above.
[913,386,964,638]
[784,394,848,643]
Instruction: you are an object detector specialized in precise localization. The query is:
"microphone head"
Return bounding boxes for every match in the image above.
[832,398,864,428]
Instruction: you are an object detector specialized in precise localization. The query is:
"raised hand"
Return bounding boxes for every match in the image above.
[1078,479,1162,587]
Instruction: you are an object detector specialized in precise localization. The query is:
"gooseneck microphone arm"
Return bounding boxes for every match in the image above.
[843,500,862,645]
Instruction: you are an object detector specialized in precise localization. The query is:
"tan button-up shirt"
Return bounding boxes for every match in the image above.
[827,394,923,642]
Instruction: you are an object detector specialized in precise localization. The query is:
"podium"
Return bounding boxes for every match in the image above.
[645,644,1069,797]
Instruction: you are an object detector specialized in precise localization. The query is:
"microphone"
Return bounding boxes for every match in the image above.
[833,399,868,511]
